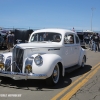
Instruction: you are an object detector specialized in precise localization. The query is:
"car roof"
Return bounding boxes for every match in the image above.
[33,28,74,34]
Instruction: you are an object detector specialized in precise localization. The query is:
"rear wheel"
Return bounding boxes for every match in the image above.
[81,56,86,68]
[46,64,60,86]
[81,46,86,49]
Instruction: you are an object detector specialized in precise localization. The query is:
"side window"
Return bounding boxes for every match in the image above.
[75,35,79,44]
[64,34,74,44]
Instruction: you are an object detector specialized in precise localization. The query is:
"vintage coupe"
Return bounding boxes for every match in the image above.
[0,28,86,85]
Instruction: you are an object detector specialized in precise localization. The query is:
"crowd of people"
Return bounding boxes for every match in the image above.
[0,30,14,51]
[0,30,100,52]
[84,33,100,52]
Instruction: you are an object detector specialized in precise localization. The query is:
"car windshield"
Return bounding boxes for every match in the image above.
[30,32,62,42]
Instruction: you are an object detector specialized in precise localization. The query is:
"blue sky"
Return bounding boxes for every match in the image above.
[0,0,100,31]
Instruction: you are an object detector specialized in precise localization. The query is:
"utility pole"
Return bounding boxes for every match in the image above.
[91,7,95,31]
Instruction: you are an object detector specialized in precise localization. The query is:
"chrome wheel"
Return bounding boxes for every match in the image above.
[46,64,60,86]
[52,64,59,84]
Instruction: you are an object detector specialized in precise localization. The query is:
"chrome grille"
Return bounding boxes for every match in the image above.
[12,47,24,72]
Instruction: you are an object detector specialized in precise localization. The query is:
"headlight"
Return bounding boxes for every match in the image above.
[25,65,32,73]
[0,63,4,69]
[25,57,33,73]
[34,55,43,65]
[0,54,4,70]
[0,54,4,63]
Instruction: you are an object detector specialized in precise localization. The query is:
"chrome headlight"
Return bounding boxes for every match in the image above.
[0,54,5,70]
[0,63,4,70]
[25,65,32,73]
[34,55,43,65]
[0,54,4,63]
[25,57,33,73]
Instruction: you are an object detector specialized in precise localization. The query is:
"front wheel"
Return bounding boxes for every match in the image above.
[46,64,60,86]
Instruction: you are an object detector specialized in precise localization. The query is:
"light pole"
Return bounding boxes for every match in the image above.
[91,7,95,31]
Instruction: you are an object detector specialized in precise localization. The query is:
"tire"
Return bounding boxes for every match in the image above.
[46,64,60,86]
[0,76,4,81]
[81,46,85,49]
[81,56,86,68]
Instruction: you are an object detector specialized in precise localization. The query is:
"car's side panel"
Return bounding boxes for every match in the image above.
[73,44,81,64]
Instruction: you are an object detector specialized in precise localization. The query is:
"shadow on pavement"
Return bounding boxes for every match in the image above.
[66,64,92,78]
[0,65,92,91]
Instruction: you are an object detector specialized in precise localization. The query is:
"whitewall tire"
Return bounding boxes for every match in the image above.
[46,64,60,86]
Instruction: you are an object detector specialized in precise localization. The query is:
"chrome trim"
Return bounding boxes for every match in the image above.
[0,71,47,80]
[48,48,60,51]
[13,61,21,73]
[5,61,21,73]
[12,48,24,72]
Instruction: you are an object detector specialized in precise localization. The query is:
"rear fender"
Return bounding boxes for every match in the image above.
[78,48,86,66]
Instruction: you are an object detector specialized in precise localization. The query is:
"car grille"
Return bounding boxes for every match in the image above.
[12,47,24,72]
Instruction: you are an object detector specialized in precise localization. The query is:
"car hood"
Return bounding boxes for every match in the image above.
[15,42,62,49]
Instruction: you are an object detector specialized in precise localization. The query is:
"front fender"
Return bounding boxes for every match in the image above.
[1,52,12,63]
[30,54,63,78]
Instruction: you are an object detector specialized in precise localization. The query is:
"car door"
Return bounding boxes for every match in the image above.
[63,33,75,68]
[73,34,81,64]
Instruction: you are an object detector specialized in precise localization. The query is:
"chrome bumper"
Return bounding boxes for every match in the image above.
[0,71,47,80]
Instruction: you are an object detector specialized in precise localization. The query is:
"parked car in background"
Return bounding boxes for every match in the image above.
[0,28,86,86]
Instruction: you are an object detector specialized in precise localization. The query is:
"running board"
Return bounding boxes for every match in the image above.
[65,65,80,73]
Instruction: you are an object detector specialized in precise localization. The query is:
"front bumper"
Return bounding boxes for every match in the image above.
[0,71,47,80]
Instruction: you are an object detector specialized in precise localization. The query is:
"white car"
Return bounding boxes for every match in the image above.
[0,28,86,86]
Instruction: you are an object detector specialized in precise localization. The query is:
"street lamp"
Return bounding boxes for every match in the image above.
[91,7,95,31]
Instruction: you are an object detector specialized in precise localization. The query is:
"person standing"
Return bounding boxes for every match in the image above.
[95,33,100,51]
[90,34,94,51]
[7,31,14,52]
[92,33,99,52]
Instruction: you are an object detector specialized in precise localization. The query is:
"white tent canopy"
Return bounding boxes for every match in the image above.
[83,30,94,33]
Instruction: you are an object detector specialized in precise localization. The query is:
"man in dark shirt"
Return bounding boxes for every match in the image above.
[7,31,14,52]
[92,33,99,51]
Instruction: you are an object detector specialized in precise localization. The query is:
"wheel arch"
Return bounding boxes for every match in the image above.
[58,62,65,77]
[78,48,86,66]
